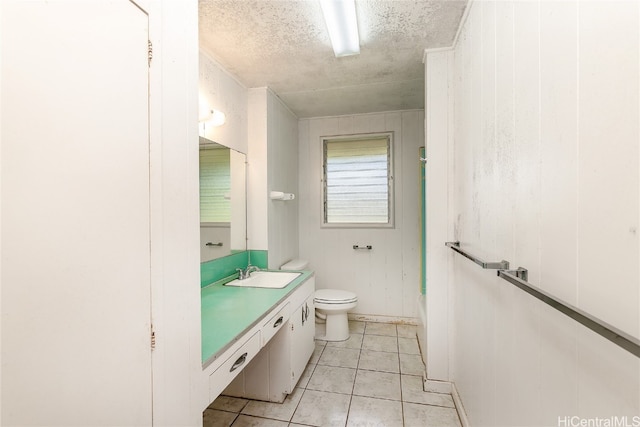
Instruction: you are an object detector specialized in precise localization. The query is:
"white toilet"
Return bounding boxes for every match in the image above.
[314,289,358,342]
[280,259,358,342]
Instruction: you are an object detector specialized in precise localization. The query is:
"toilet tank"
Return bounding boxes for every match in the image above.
[280,259,308,271]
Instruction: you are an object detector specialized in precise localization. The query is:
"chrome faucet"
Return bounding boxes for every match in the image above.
[236,264,260,280]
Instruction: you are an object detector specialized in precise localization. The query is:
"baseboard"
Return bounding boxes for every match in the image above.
[422,379,469,427]
[451,382,470,427]
[348,313,418,325]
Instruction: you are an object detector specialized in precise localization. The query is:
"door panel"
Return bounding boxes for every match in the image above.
[291,295,315,389]
[2,1,151,425]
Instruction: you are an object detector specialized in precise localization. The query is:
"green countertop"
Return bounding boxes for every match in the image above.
[201,270,313,368]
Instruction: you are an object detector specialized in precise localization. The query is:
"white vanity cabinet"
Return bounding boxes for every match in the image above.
[223,276,315,403]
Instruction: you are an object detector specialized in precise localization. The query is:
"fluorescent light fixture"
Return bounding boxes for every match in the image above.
[320,0,360,57]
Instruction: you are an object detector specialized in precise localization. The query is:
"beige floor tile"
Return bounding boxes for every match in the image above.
[241,387,303,422]
[358,350,400,373]
[402,402,461,427]
[307,364,357,395]
[326,333,364,349]
[352,369,401,401]
[364,322,397,337]
[362,334,398,353]
[401,375,455,408]
[296,361,316,389]
[230,415,289,427]
[209,395,249,413]
[346,395,403,427]
[398,337,421,355]
[291,389,351,427]
[309,343,325,364]
[396,324,417,338]
[203,409,238,427]
[349,320,366,334]
[399,353,424,376]
[318,346,360,369]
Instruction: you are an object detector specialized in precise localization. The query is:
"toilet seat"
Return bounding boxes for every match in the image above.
[314,289,358,305]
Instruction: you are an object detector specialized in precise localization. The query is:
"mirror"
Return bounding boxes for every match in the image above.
[199,136,247,262]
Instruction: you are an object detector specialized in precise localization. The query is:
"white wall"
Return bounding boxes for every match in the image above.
[199,51,248,154]
[247,88,269,253]
[428,1,640,425]
[247,88,299,268]
[424,49,455,381]
[298,111,424,320]
[267,91,299,269]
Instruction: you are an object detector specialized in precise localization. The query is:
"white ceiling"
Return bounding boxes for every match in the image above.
[199,0,468,118]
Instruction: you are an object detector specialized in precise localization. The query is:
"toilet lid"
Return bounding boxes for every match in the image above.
[314,289,358,304]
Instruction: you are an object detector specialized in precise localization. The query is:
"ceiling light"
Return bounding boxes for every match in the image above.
[200,109,226,127]
[208,110,226,127]
[320,0,360,57]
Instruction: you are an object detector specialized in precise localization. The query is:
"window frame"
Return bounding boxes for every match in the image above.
[320,132,395,229]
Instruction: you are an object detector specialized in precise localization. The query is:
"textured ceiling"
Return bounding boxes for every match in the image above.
[199,0,467,118]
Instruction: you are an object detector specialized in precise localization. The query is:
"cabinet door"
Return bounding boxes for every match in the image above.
[2,2,151,425]
[291,295,316,389]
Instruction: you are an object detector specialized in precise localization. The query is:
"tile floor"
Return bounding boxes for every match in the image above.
[204,321,462,427]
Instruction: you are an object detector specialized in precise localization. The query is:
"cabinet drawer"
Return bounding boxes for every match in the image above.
[261,302,290,346]
[209,331,260,401]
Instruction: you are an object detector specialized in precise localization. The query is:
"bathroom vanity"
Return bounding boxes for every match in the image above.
[201,271,315,408]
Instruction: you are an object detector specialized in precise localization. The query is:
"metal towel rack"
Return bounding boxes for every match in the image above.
[446,241,640,358]
[445,241,509,270]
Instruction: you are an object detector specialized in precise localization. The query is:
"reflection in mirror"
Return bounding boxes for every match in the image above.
[199,136,246,262]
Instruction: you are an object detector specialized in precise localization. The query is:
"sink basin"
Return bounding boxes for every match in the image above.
[225,271,301,289]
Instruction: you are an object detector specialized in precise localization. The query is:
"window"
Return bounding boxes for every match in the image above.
[199,146,231,223]
[322,133,393,227]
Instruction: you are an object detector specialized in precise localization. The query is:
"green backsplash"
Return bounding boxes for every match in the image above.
[200,250,269,288]
[248,250,268,269]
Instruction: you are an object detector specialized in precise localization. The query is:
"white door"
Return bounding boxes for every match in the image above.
[1,1,152,425]
[291,295,315,389]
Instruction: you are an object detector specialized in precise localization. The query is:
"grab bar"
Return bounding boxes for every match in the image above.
[445,241,509,270]
[498,269,640,358]
[444,241,640,358]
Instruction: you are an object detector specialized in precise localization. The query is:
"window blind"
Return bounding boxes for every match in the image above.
[199,147,231,223]
[324,137,390,224]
